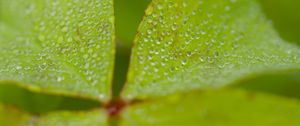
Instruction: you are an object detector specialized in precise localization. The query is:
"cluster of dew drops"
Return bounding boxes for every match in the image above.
[1,0,114,98]
[131,0,242,86]
[128,0,299,92]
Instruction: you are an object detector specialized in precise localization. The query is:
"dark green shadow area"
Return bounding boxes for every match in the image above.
[232,70,300,99]
[115,0,151,46]
[259,0,300,45]
[112,46,131,98]
[0,82,101,114]
[112,0,151,98]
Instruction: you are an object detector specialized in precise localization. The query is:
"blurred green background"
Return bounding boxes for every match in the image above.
[259,0,300,45]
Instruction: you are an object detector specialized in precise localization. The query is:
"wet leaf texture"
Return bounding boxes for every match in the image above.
[124,0,300,99]
[0,0,115,99]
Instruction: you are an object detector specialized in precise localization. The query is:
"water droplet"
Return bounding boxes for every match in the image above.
[157,4,163,10]
[207,56,214,63]
[145,5,153,15]
[143,38,149,42]
[181,59,187,65]
[147,29,152,34]
[171,23,177,31]
[57,76,64,82]
[156,41,161,45]
[187,51,192,57]
[154,68,159,72]
[15,66,22,70]
[39,62,47,70]
[67,37,73,42]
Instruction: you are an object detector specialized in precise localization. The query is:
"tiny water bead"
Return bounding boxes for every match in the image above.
[181,59,187,66]
[186,51,192,57]
[57,76,65,82]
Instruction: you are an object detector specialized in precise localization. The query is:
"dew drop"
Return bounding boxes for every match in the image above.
[187,51,192,57]
[15,66,22,70]
[207,56,214,63]
[156,41,161,45]
[143,38,149,42]
[154,68,159,72]
[39,62,48,70]
[171,23,177,31]
[147,29,152,34]
[57,76,64,82]
[145,5,153,15]
[181,59,187,65]
[67,37,73,42]
[157,4,163,10]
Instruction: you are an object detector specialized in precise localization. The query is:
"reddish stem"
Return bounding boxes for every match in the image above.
[105,98,127,117]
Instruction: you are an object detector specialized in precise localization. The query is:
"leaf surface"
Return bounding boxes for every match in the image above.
[0,0,114,99]
[36,109,107,126]
[0,105,31,126]
[0,104,107,126]
[124,0,300,99]
[121,89,300,126]
[0,81,101,114]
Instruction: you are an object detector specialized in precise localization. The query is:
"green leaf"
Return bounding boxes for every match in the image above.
[36,109,107,126]
[0,105,31,126]
[121,89,300,126]
[124,0,300,99]
[0,0,114,99]
[0,104,107,126]
[0,81,101,114]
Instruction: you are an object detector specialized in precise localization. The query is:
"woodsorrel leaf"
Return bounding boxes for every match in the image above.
[121,89,300,126]
[0,0,114,100]
[123,0,300,99]
[0,105,30,126]
[0,104,107,126]
[35,110,107,126]
[0,81,101,114]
